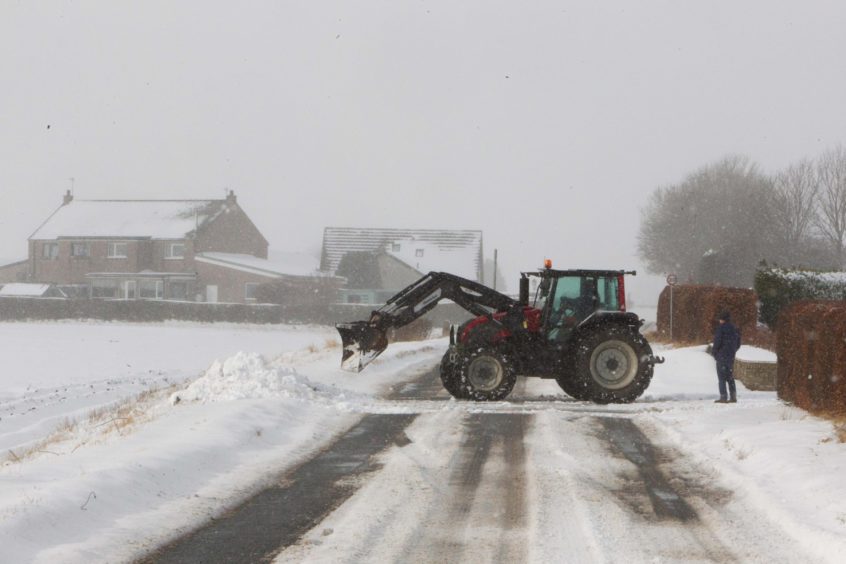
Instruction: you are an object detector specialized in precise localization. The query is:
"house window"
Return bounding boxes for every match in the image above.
[71,243,90,257]
[139,280,164,299]
[245,283,260,301]
[392,243,401,252]
[91,279,120,298]
[169,281,188,300]
[107,242,128,258]
[165,243,185,259]
[415,249,424,257]
[42,242,59,259]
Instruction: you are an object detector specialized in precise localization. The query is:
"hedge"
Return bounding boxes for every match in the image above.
[777,301,846,414]
[656,284,757,343]
[755,268,846,328]
[0,297,472,333]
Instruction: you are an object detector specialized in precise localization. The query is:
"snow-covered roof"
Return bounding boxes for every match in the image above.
[196,252,331,279]
[0,283,55,297]
[30,200,230,240]
[321,227,483,281]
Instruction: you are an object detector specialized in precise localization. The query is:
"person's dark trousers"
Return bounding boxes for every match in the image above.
[717,362,737,401]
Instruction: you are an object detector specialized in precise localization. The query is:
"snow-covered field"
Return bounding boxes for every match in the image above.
[1,320,845,562]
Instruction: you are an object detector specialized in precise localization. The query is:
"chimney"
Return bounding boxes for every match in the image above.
[226,189,237,205]
[63,190,73,205]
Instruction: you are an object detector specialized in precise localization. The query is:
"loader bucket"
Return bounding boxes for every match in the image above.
[336,321,389,372]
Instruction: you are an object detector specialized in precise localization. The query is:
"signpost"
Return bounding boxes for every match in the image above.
[666,274,678,341]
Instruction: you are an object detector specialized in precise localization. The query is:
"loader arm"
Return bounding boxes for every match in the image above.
[337,272,517,372]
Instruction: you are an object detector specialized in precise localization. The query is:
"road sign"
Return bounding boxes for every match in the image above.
[666,273,678,286]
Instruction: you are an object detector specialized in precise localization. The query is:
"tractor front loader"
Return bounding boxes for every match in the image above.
[336,264,664,404]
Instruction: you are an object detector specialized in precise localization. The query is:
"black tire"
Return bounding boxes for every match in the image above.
[456,347,516,401]
[574,325,654,404]
[440,350,470,399]
[555,366,592,400]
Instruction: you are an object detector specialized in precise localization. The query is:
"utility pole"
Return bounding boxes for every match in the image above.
[493,249,498,290]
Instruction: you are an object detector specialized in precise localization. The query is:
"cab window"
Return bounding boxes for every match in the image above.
[596,276,620,310]
[547,276,593,339]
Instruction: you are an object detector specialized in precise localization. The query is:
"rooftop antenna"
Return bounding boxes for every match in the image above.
[69,177,75,195]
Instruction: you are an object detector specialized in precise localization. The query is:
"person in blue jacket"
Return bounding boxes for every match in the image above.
[712,310,741,403]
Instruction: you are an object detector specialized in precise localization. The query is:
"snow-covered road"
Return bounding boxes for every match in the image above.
[2,321,846,563]
[271,370,817,564]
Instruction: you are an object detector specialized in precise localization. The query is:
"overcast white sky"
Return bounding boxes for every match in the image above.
[2,1,845,302]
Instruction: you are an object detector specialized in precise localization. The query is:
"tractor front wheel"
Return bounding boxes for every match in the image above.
[574,326,653,404]
[457,348,516,401]
[440,350,469,399]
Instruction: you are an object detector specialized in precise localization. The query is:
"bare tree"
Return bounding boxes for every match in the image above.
[771,159,819,266]
[815,145,846,268]
[638,155,778,286]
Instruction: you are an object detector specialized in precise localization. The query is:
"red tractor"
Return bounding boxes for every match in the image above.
[336,263,663,404]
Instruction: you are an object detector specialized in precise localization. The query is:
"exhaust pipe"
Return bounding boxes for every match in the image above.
[519,274,529,306]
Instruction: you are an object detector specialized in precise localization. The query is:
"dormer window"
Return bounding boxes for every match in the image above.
[165,243,185,259]
[107,242,128,258]
[415,249,424,257]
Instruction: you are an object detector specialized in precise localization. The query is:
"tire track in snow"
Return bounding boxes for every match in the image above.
[395,413,529,563]
[599,417,699,522]
[139,413,417,564]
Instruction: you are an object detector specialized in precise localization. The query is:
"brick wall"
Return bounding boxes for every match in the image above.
[28,238,202,283]
[195,205,268,258]
[734,358,777,391]
[0,261,28,283]
[194,261,276,303]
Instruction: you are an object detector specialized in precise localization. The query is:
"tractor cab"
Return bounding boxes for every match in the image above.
[521,265,629,342]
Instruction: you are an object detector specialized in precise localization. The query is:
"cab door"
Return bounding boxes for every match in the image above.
[545,275,584,340]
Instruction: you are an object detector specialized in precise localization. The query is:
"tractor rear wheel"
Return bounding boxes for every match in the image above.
[440,350,469,399]
[574,325,653,404]
[457,347,516,401]
[555,367,592,401]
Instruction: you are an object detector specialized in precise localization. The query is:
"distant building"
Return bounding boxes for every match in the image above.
[21,191,333,304]
[320,227,483,304]
[0,259,28,283]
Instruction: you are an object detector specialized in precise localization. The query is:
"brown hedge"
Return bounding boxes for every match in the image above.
[656,284,757,344]
[777,301,846,414]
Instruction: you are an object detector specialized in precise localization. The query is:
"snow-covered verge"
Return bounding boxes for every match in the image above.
[0,321,442,563]
[1,320,845,562]
[0,321,338,457]
[640,346,846,562]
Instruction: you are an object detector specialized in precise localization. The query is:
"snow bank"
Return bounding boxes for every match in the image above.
[172,352,325,404]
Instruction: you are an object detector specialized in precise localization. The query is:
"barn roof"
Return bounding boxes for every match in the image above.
[321,227,483,281]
